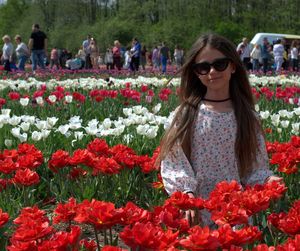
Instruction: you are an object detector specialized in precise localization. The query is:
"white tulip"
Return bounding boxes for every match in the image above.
[137,124,149,135]
[254,104,260,112]
[35,120,47,130]
[20,98,29,106]
[74,131,84,140]
[21,115,36,124]
[123,118,133,126]
[112,126,125,136]
[1,109,11,115]
[85,125,98,135]
[19,122,30,132]
[57,125,70,135]
[0,115,9,124]
[123,108,133,116]
[11,127,21,138]
[41,129,51,139]
[294,107,300,116]
[114,119,124,128]
[69,116,82,124]
[278,110,289,117]
[65,95,73,103]
[133,105,143,115]
[18,133,27,142]
[270,114,280,127]
[9,116,21,126]
[260,111,270,119]
[47,117,59,128]
[4,139,12,147]
[102,118,112,129]
[146,125,158,138]
[48,95,57,103]
[152,103,162,114]
[36,96,44,105]
[280,120,290,128]
[287,112,294,119]
[292,123,300,135]
[277,128,282,133]
[31,131,42,141]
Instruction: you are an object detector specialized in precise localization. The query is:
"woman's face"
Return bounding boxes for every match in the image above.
[194,45,235,94]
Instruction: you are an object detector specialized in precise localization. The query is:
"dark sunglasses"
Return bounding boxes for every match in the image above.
[193,58,231,75]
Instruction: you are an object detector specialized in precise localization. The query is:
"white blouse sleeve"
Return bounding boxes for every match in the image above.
[160,143,198,195]
[243,132,273,185]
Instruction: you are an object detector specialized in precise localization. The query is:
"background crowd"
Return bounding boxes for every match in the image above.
[2,23,300,74]
[0,23,184,74]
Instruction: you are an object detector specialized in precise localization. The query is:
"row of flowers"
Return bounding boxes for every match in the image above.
[1,179,297,250]
[0,139,160,191]
[2,74,300,92]
[4,102,300,146]
[1,133,299,194]
[0,104,170,145]
[3,85,300,108]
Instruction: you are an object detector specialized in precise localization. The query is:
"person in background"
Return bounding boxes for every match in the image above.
[273,39,285,73]
[123,47,131,70]
[159,33,281,227]
[66,54,82,70]
[105,48,113,70]
[82,34,92,69]
[130,38,141,72]
[250,44,261,71]
[28,24,47,72]
[290,40,298,72]
[236,37,251,70]
[152,46,160,70]
[50,47,59,70]
[112,40,122,70]
[89,38,99,69]
[174,44,184,70]
[261,37,271,74]
[77,46,86,68]
[140,45,147,70]
[160,41,171,74]
[1,35,14,72]
[14,35,29,71]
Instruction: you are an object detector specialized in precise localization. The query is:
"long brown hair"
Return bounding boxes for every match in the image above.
[158,33,261,179]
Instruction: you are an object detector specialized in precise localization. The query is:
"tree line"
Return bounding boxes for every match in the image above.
[1,0,300,54]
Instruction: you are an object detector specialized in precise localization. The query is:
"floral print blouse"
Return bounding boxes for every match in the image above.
[161,103,273,225]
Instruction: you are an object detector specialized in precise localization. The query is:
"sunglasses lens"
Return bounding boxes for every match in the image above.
[193,58,230,75]
[213,59,229,71]
[194,63,210,75]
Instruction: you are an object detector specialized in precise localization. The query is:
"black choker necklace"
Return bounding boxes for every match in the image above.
[202,97,231,102]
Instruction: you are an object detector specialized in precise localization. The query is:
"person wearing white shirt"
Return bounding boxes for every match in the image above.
[1,35,14,72]
[290,40,299,71]
[237,37,251,70]
[15,35,30,71]
[273,39,284,72]
[250,44,261,71]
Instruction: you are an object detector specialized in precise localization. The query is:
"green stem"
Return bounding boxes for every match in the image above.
[94,226,100,250]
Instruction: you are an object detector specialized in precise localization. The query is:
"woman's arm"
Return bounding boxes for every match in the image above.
[161,143,198,195]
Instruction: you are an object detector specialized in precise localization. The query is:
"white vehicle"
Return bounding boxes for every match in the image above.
[250,33,300,47]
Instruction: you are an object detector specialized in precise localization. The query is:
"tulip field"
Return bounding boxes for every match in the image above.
[0,70,299,250]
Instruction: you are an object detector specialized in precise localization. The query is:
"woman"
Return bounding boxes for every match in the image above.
[15,35,29,71]
[2,35,14,72]
[159,33,281,227]
[112,40,122,70]
[89,38,99,69]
